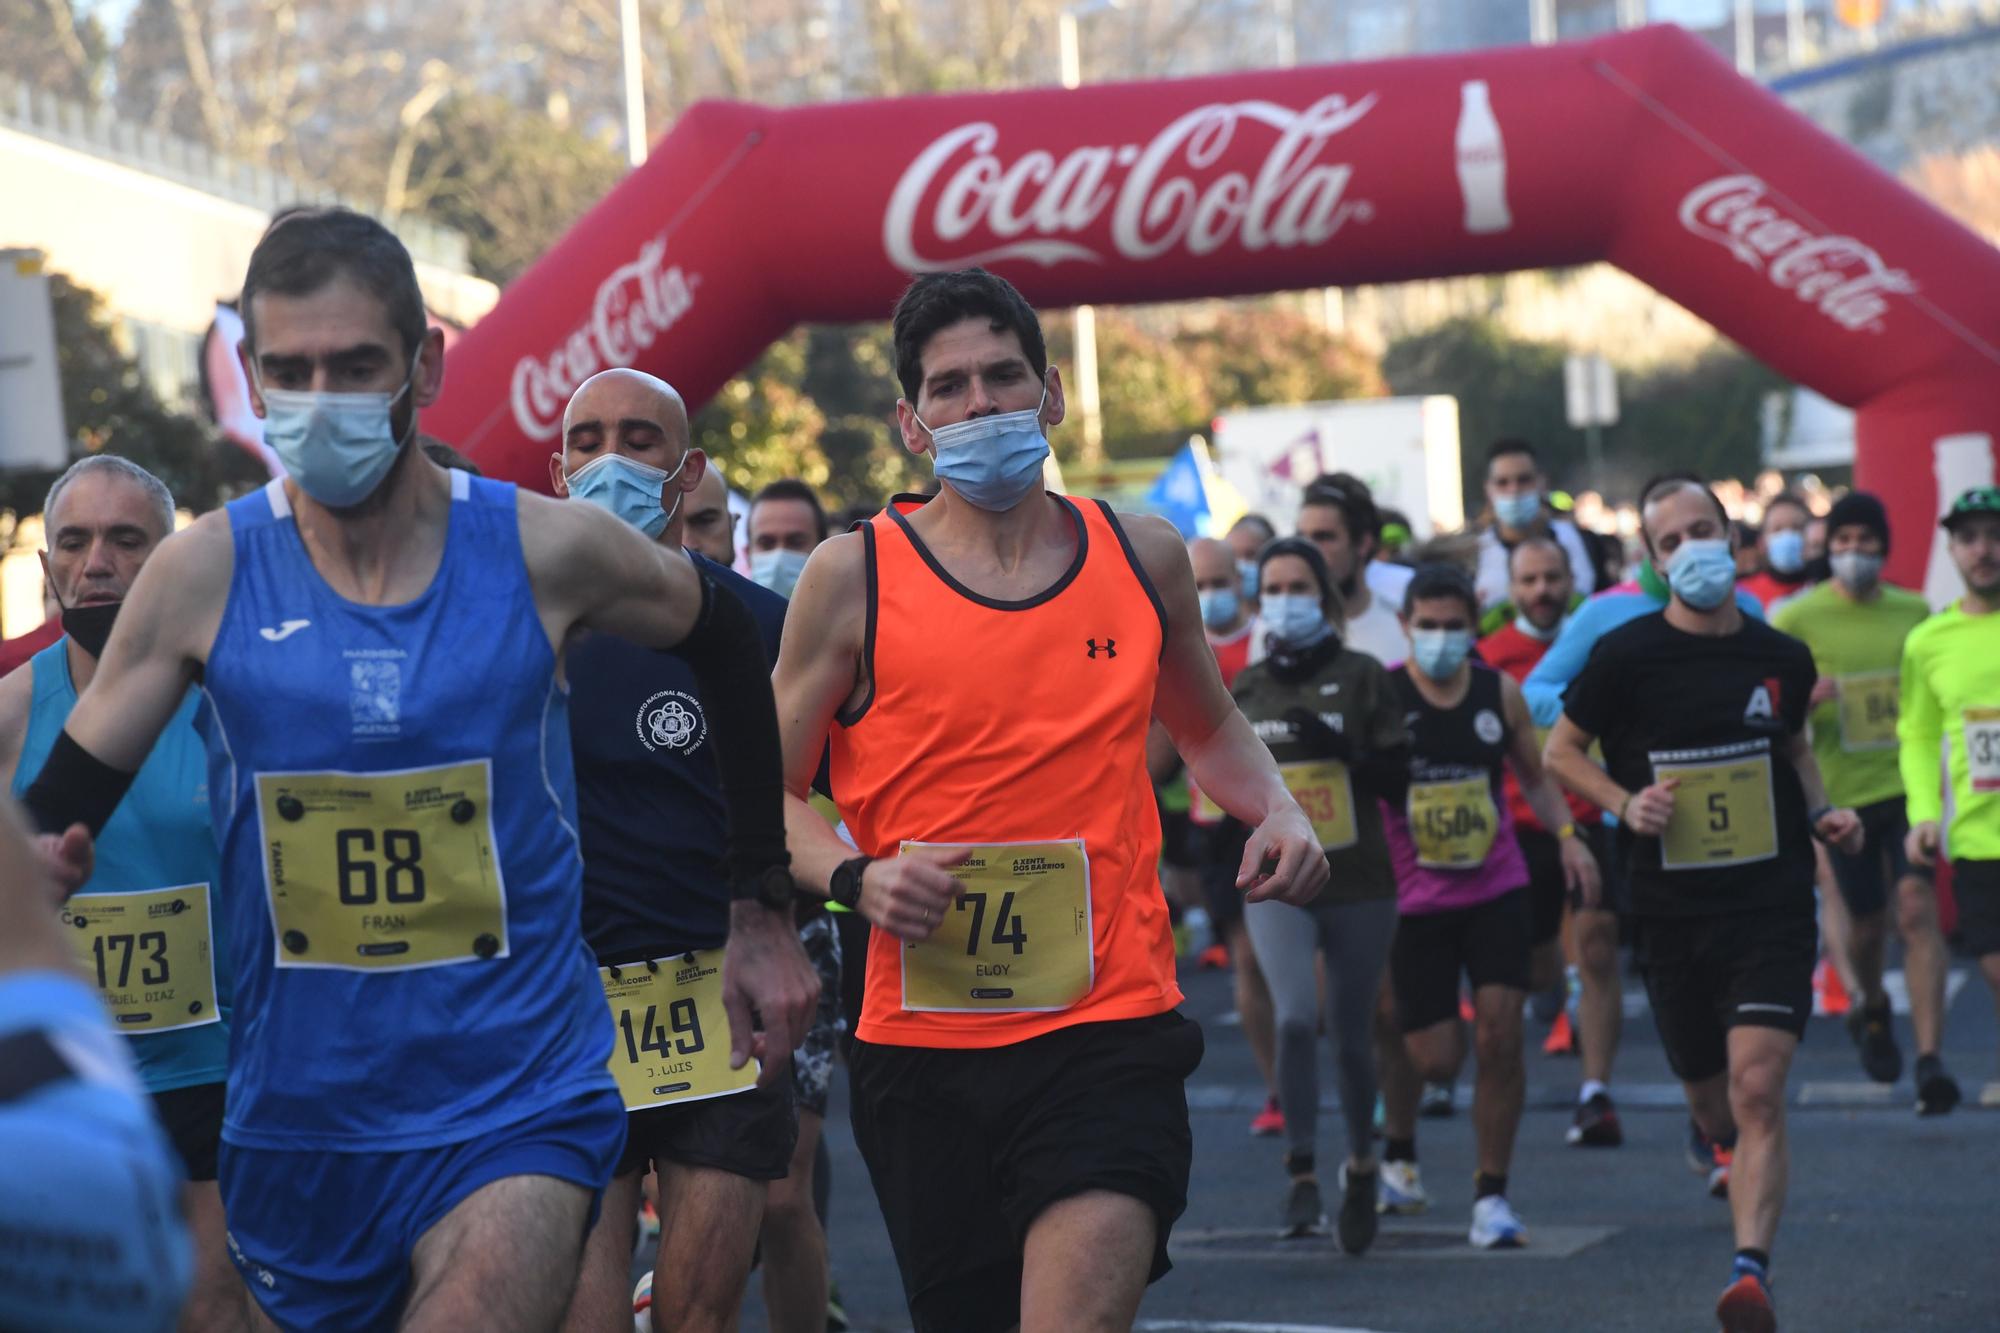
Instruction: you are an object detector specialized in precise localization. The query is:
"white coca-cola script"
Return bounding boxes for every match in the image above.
[510,235,699,442]
[1677,175,1915,334]
[883,94,1378,270]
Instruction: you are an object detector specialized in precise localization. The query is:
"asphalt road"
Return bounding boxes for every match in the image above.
[728,948,2000,1333]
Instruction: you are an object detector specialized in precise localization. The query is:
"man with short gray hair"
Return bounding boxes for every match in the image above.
[0,453,248,1332]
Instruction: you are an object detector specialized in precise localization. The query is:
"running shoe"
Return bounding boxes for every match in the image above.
[1708,1145,1733,1200]
[1377,1160,1429,1215]
[826,1279,850,1332]
[1715,1272,1776,1333]
[1250,1095,1285,1137]
[1419,1082,1455,1118]
[1281,1175,1324,1238]
[632,1271,654,1333]
[1542,1009,1578,1056]
[1337,1165,1378,1255]
[1468,1194,1527,1250]
[1686,1120,1717,1177]
[1566,1091,1623,1147]
[1915,1053,1963,1117]
[1197,943,1230,971]
[1845,1002,1902,1084]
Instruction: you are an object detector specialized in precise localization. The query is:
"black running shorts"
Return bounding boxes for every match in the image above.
[1390,887,1533,1032]
[152,1080,225,1183]
[617,1077,796,1181]
[1826,797,1917,918]
[1952,858,2000,958]
[1634,904,1815,1083]
[849,1010,1204,1333]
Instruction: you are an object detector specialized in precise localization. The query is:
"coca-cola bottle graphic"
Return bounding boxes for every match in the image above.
[1456,80,1512,235]
[1925,433,1995,607]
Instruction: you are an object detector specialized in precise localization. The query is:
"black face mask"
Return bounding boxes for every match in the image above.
[60,600,121,659]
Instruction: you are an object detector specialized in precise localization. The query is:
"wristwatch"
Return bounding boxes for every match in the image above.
[745,864,798,912]
[830,855,874,910]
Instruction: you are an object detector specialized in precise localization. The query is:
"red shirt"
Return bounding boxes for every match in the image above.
[0,618,61,678]
[1740,570,1808,612]
[1479,620,1598,831]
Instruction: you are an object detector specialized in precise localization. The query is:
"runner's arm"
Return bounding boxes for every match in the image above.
[1544,716,1630,818]
[772,534,969,940]
[1896,637,1946,831]
[1504,677,1599,905]
[1785,728,1862,853]
[0,666,34,792]
[1126,513,1326,906]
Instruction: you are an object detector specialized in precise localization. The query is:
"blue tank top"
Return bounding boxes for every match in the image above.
[200,475,612,1151]
[567,553,787,962]
[12,639,227,1094]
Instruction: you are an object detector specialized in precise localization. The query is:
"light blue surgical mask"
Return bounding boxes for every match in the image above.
[1765,527,1806,576]
[1665,538,1737,611]
[914,379,1051,512]
[1198,587,1240,630]
[1410,627,1474,680]
[1261,592,1327,645]
[1513,613,1561,644]
[565,451,686,539]
[257,358,417,508]
[1494,490,1542,528]
[750,547,809,599]
[1238,559,1260,601]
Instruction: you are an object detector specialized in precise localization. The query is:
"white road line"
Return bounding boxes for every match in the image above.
[1138,1323,1403,1333]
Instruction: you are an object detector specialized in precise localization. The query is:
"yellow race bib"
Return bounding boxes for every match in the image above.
[900,840,1093,1013]
[1837,672,1900,752]
[1654,749,1778,870]
[1408,777,1498,870]
[61,885,219,1034]
[257,761,506,971]
[1965,709,2000,795]
[1190,783,1225,827]
[1281,760,1357,852]
[602,952,758,1110]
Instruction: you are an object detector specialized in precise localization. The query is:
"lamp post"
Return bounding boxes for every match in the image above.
[1058,1,1119,465]
[620,0,647,167]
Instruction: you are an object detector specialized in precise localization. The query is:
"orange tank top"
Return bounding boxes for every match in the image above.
[832,495,1182,1048]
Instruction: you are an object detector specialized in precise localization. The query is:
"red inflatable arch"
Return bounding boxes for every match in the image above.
[428,23,2000,592]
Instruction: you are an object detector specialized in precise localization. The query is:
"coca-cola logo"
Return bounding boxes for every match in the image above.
[510,235,700,442]
[884,94,1377,271]
[1677,174,1916,334]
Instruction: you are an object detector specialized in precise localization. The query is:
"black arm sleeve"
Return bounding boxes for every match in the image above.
[1349,742,1412,807]
[674,571,790,895]
[21,729,135,837]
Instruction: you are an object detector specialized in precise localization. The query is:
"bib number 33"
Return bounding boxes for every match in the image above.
[257,761,506,971]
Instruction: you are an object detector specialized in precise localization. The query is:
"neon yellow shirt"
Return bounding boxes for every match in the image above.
[1773,582,1930,808]
[1898,600,2000,860]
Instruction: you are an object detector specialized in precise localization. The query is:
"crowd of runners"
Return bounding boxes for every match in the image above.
[1,209,1996,1333]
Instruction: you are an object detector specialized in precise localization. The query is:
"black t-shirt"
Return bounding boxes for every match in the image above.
[1562,611,1817,918]
[567,553,788,961]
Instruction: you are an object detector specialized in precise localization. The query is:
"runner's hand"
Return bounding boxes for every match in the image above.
[1238,804,1327,906]
[1906,820,1942,867]
[1815,807,1864,857]
[1559,834,1602,910]
[860,846,971,942]
[1810,677,1839,707]
[1622,779,1677,837]
[32,825,93,907]
[721,900,822,1086]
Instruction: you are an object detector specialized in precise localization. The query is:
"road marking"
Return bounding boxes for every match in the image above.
[1170,1223,1616,1263]
[1139,1323,1403,1333]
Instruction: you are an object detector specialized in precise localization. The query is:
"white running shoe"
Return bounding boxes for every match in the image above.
[632,1270,653,1332]
[1376,1160,1429,1215]
[1468,1194,1527,1249]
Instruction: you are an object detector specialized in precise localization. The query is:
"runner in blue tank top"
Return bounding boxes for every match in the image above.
[0,456,231,1330]
[17,208,818,1332]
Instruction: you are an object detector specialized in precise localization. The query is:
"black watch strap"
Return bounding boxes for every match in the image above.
[831,855,873,909]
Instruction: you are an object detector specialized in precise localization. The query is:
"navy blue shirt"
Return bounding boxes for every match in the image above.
[569,553,787,962]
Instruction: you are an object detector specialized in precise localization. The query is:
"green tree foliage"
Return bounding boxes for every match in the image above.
[0,274,267,523]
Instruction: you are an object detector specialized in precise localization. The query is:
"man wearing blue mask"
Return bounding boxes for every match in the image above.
[1741,491,1813,612]
[747,480,830,600]
[552,369,832,1333]
[772,267,1329,1333]
[1474,439,1597,614]
[1546,475,1862,1333]
[19,207,819,1332]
